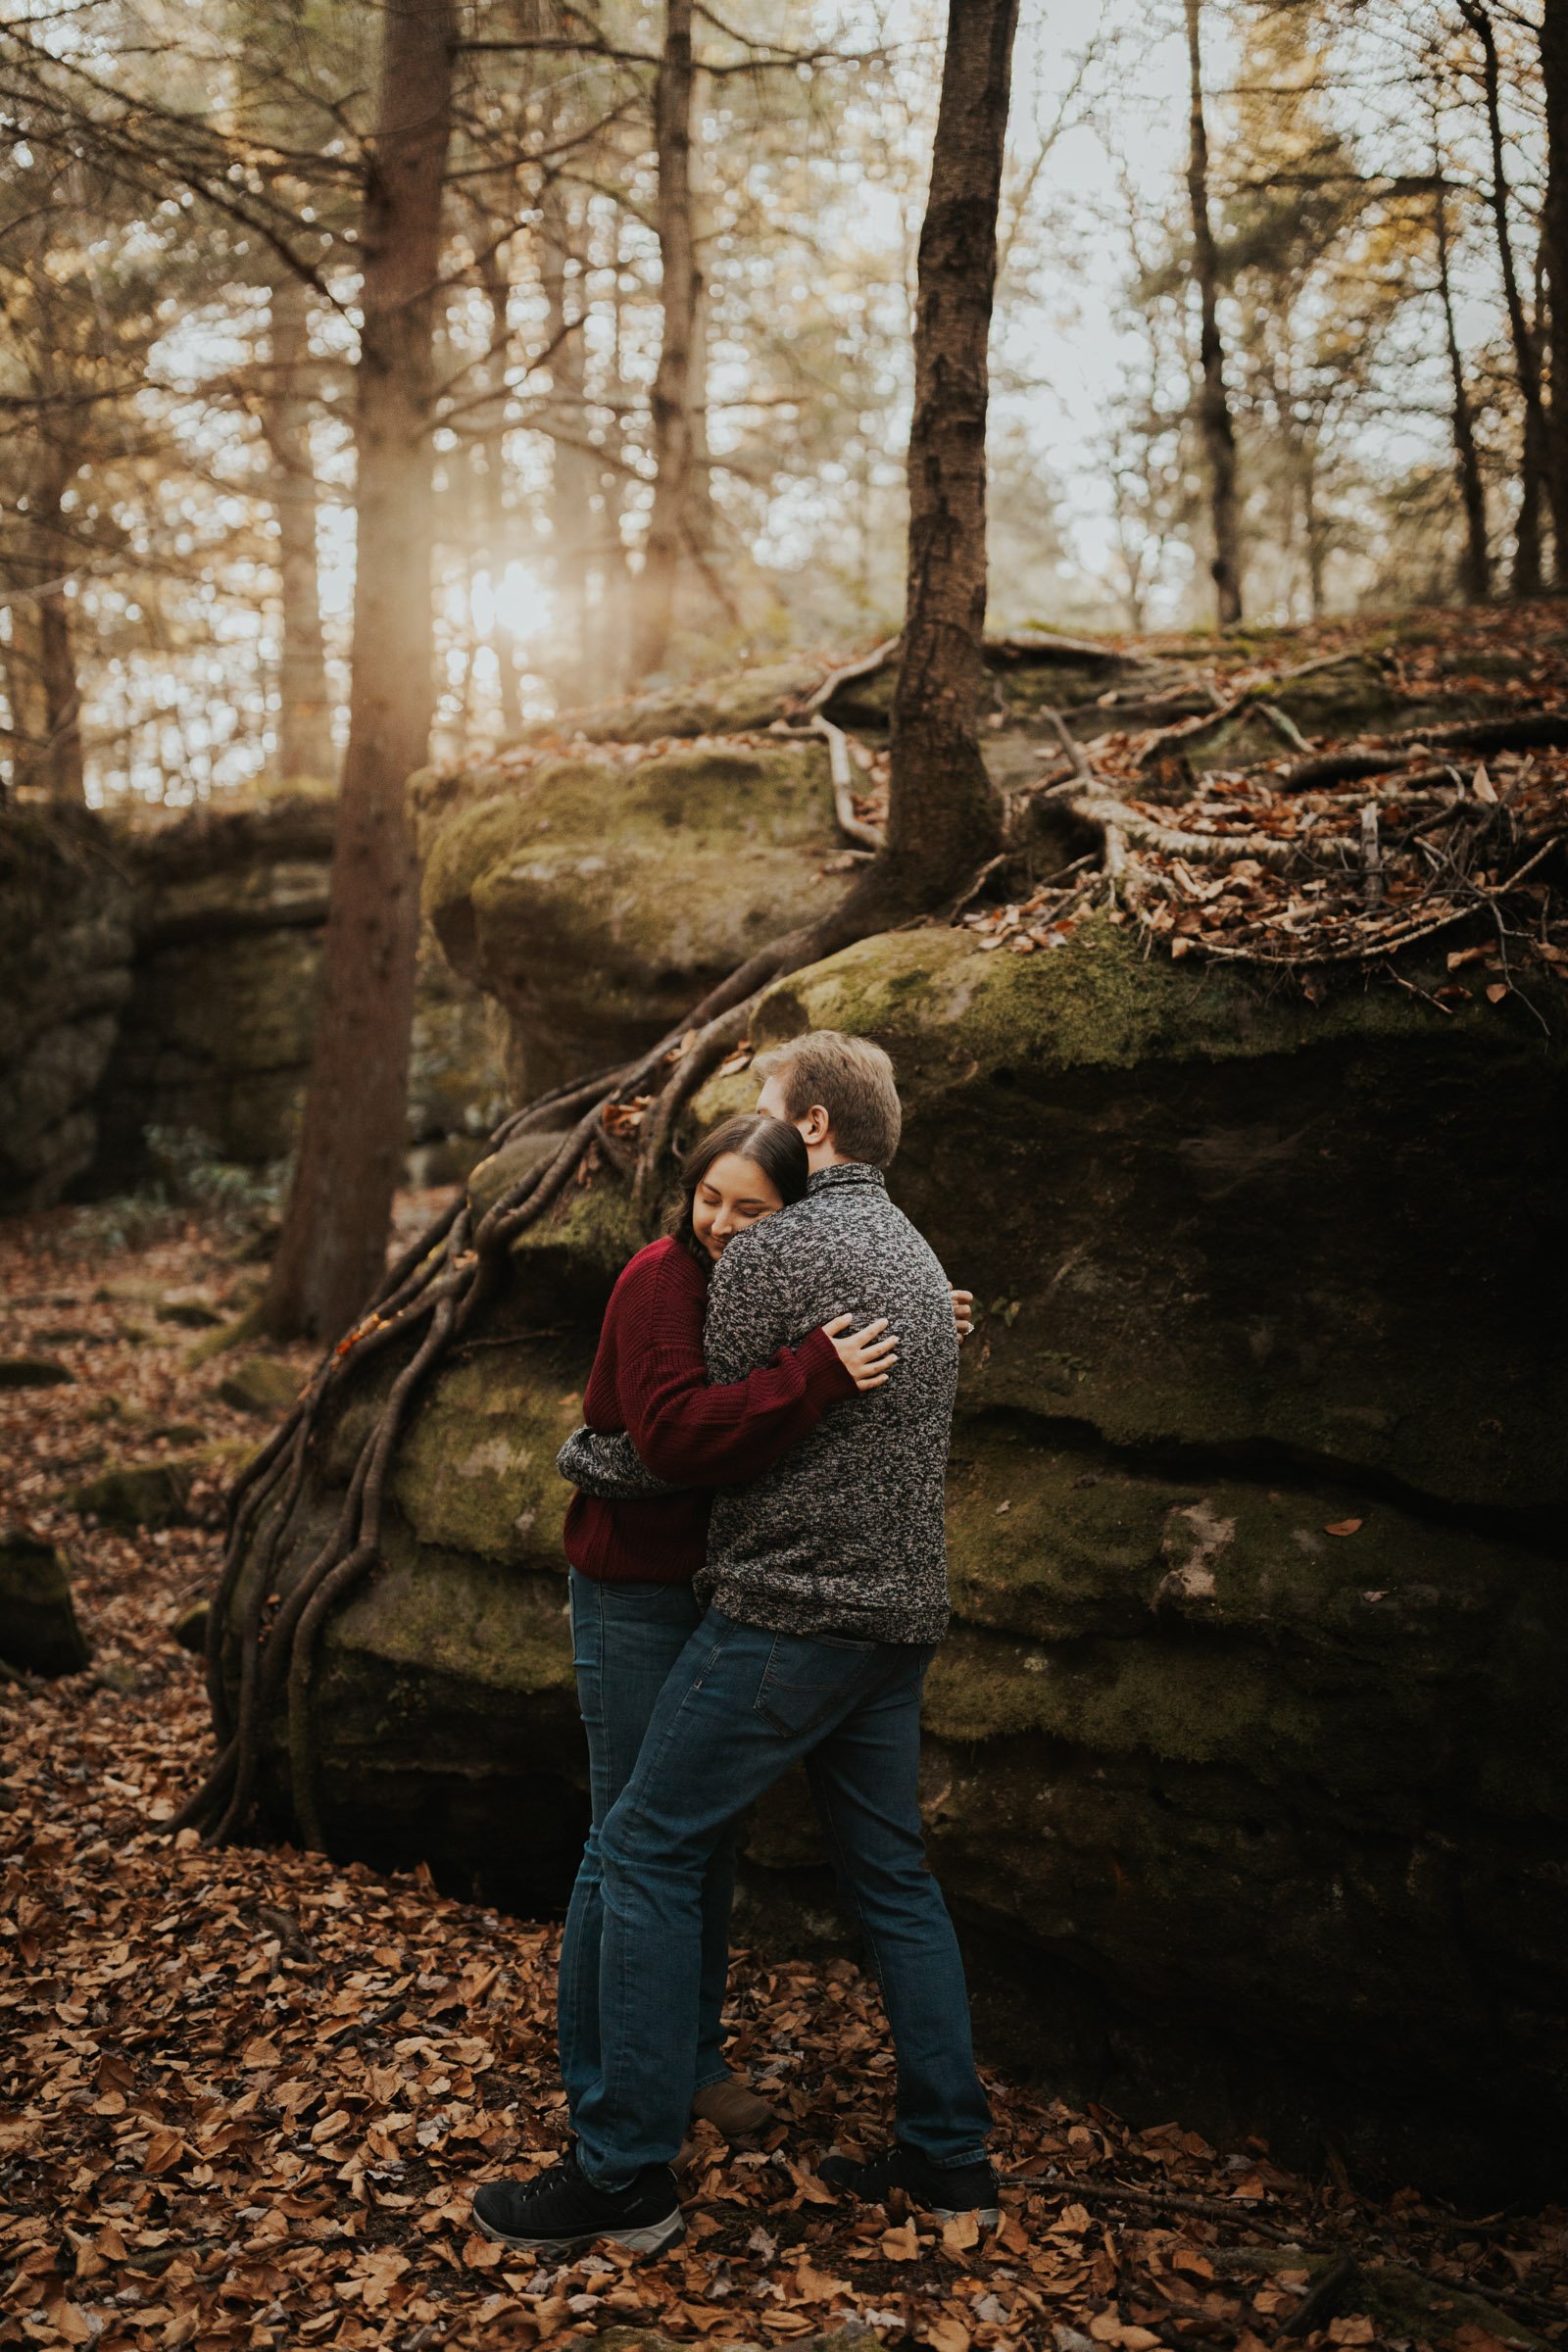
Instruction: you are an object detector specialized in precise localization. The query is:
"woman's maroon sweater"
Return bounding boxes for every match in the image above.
[564,1234,855,1585]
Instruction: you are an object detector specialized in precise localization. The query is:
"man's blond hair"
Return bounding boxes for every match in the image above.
[758,1030,902,1167]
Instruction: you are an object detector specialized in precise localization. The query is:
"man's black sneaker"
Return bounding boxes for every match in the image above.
[817,2144,1001,2226]
[470,2150,684,2257]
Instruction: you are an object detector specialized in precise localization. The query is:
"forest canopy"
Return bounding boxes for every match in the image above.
[0,0,1558,809]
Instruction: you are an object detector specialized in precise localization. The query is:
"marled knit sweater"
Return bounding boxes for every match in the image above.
[563,1234,854,1586]
[560,1163,958,1643]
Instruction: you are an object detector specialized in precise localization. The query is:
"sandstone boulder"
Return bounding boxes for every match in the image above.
[0,810,136,1210]
[90,791,508,1187]
[0,1530,90,1676]
[216,915,1568,2191]
[420,740,845,1095]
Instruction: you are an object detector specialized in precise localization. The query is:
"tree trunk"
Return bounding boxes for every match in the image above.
[629,0,698,681]
[1461,0,1546,597]
[2,589,47,799]
[539,177,596,711]
[32,447,84,806]
[266,271,336,781]
[1436,164,1492,605]
[1183,0,1243,627]
[476,235,524,735]
[264,0,456,1344]
[1539,0,1568,585]
[881,0,1016,910]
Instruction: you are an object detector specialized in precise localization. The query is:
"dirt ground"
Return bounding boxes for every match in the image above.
[3,1199,1565,2352]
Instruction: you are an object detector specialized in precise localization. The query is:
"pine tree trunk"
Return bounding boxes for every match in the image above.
[1539,0,1568,585]
[477,236,524,735]
[1183,0,1243,627]
[2,589,47,798]
[34,447,84,806]
[1436,168,1493,605]
[1462,0,1546,597]
[880,0,1016,909]
[264,0,456,1344]
[629,0,698,681]
[266,271,335,781]
[540,178,596,711]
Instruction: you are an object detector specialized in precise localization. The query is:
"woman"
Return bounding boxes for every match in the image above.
[556,1113,899,2144]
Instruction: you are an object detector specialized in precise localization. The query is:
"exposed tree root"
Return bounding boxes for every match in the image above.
[170,858,957,1854]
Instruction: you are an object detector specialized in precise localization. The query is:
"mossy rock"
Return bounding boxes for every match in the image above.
[66,1441,251,1528]
[507,657,829,747]
[216,1354,300,1417]
[217,908,1568,2191]
[171,1596,209,1655]
[390,1345,584,1567]
[0,1355,74,1389]
[421,741,845,1093]
[0,1529,90,1675]
[691,920,1568,1520]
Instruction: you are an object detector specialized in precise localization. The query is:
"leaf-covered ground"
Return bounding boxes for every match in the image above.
[3,1201,1567,2352]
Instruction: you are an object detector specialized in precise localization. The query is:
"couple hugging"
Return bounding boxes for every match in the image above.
[470,1030,997,2259]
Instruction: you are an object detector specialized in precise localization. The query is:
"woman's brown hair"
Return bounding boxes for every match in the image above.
[669,1113,809,1265]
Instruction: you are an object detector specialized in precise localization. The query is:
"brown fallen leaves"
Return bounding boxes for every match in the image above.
[5,1203,1568,2351]
[961,605,1568,993]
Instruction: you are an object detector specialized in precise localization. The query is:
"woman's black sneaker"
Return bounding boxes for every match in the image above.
[817,2145,1001,2225]
[470,2150,684,2256]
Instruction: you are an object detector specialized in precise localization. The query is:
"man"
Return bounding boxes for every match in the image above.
[471,1032,995,2257]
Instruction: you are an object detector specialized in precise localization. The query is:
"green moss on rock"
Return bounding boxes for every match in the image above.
[391,1346,583,1566]
[693,921,1568,1517]
[0,1530,90,1675]
[421,741,844,1091]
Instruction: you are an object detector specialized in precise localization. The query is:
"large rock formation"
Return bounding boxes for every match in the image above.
[0,810,136,1210]
[93,790,508,1187]
[219,915,1568,2194]
[0,792,508,1202]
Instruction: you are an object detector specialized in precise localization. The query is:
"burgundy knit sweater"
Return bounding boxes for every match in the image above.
[564,1234,855,1585]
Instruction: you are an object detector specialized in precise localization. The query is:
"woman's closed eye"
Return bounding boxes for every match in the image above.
[698,1185,769,1222]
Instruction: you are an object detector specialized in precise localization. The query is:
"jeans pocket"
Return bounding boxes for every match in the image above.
[754,1631,877,1739]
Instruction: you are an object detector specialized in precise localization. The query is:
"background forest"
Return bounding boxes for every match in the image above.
[5,9,1568,2349]
[1,0,1559,810]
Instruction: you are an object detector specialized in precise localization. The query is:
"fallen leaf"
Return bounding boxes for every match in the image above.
[942,2210,981,2258]
[1324,1518,1363,1537]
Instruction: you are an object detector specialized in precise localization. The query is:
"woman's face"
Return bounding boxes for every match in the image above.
[691,1152,786,1262]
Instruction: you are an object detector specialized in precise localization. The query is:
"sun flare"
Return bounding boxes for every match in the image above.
[470,562,553,641]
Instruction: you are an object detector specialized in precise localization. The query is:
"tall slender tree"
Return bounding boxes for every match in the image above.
[1459,0,1547,597]
[1183,0,1243,626]
[1539,0,1568,586]
[1434,149,1492,603]
[264,270,335,779]
[264,0,458,1342]
[881,0,1017,909]
[629,0,699,680]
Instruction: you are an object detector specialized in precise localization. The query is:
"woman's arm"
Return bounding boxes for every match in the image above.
[592,1248,896,1489]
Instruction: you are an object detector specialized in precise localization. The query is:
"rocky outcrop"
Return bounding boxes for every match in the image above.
[90,791,508,1187]
[0,810,136,1210]
[0,1529,90,1676]
[0,792,509,1201]
[217,916,1568,2193]
[419,739,846,1096]
[408,624,1461,1103]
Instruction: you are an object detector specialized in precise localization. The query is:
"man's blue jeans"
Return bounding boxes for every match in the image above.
[573,1609,992,2186]
[557,1571,734,2125]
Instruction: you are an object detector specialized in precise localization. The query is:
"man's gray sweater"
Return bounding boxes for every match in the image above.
[558,1161,957,1644]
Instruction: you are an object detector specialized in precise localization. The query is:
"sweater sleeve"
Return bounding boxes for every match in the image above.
[617,1247,857,1487]
[558,1423,678,1499]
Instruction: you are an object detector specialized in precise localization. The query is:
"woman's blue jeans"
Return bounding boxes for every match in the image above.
[557,1569,734,2125]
